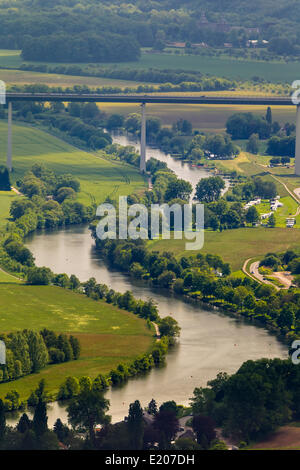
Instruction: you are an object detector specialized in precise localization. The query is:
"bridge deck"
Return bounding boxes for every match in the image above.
[4,93,295,106]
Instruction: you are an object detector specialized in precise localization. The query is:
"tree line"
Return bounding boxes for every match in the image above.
[21,32,140,63]
[0,329,80,393]
[2,356,300,449]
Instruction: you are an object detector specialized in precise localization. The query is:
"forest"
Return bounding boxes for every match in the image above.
[1,0,300,61]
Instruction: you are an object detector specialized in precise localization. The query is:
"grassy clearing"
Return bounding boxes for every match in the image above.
[0,269,20,283]
[0,50,22,68]
[0,191,19,228]
[0,121,146,205]
[0,284,153,399]
[249,425,300,450]
[148,227,300,271]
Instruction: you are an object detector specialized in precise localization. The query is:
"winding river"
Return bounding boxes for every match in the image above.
[7,135,287,427]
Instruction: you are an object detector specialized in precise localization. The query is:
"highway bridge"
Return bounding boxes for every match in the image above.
[4,93,295,106]
[3,93,300,175]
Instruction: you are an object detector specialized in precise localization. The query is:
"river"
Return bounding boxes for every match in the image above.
[7,135,287,427]
[111,132,230,197]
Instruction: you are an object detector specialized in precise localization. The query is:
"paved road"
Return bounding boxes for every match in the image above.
[249,261,280,291]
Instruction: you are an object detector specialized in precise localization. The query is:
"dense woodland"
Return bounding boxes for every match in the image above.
[0,0,300,61]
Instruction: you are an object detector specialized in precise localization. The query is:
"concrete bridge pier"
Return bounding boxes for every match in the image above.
[295,105,300,176]
[140,102,146,173]
[6,101,12,172]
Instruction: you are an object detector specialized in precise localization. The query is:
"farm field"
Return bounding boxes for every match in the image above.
[0,68,152,89]
[3,49,300,82]
[0,283,154,399]
[105,52,300,83]
[148,227,300,272]
[96,103,296,133]
[0,121,146,205]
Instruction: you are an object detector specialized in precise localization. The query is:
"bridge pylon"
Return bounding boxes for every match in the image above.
[295,105,300,176]
[6,101,12,172]
[140,103,146,173]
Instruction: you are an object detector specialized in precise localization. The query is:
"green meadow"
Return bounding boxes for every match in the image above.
[2,49,300,82]
[107,52,300,83]
[148,227,300,272]
[0,190,19,228]
[0,121,146,205]
[0,284,154,399]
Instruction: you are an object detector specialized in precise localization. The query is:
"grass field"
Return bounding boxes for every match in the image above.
[148,227,300,272]
[0,121,146,205]
[0,284,153,399]
[0,68,152,89]
[0,50,22,68]
[249,425,300,450]
[0,190,19,228]
[101,52,300,83]
[3,49,300,82]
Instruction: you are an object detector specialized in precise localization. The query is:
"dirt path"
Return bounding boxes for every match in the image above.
[270,176,300,216]
[250,260,280,290]
[272,271,293,289]
[254,163,300,216]
[11,186,23,196]
[152,322,160,338]
[0,266,22,281]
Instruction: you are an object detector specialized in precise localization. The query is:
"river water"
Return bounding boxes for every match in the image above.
[111,132,230,197]
[7,135,287,427]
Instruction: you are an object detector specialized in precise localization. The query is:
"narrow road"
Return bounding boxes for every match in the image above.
[242,258,262,284]
[11,186,23,196]
[250,261,280,291]
[152,322,160,338]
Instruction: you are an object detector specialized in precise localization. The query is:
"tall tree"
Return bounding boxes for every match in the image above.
[266,106,272,124]
[147,399,158,416]
[67,388,110,447]
[0,165,11,191]
[195,176,225,203]
[127,400,144,450]
[33,399,48,436]
[0,399,6,442]
[153,410,179,449]
[192,415,216,449]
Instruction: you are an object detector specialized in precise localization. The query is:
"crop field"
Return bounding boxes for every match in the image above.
[0,68,151,89]
[0,283,153,399]
[102,52,300,83]
[148,227,300,272]
[0,121,146,205]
